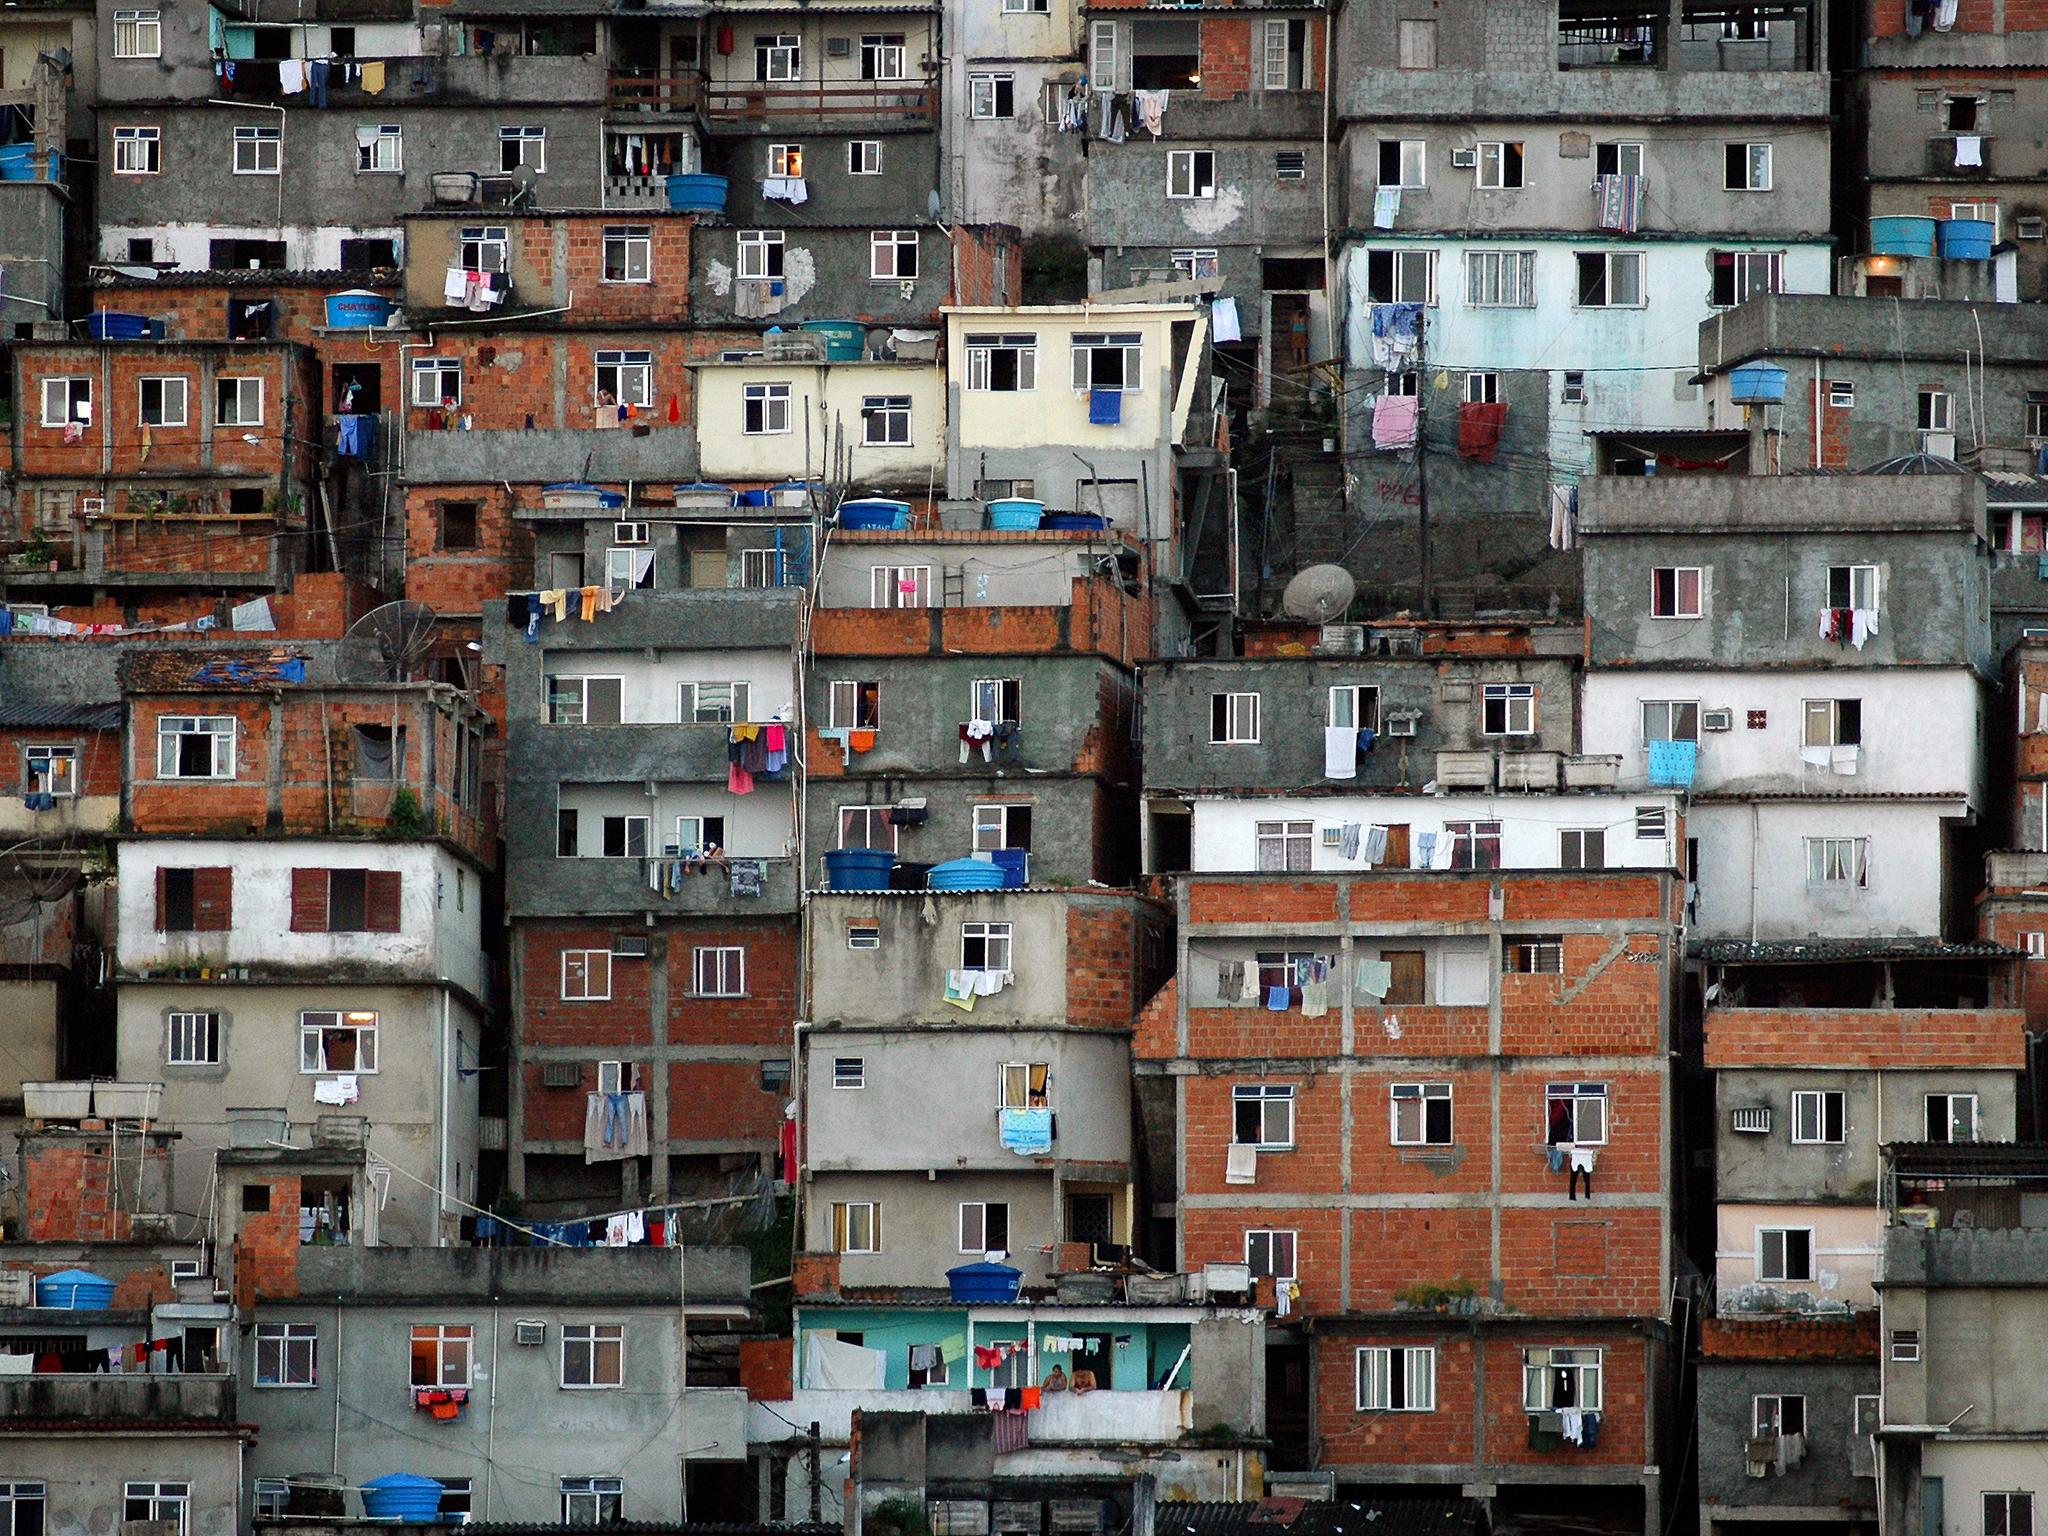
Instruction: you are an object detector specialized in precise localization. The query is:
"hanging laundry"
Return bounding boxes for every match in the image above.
[730,859,765,898]
[1372,185,1401,229]
[1089,388,1123,425]
[944,970,978,1011]
[1414,831,1438,868]
[1217,958,1245,1000]
[1239,964,1260,1003]
[1955,133,1983,167]
[1363,825,1390,864]
[279,58,306,92]
[1548,484,1579,551]
[1264,985,1289,1011]
[1850,608,1879,649]
[1300,979,1328,1018]
[1645,738,1697,788]
[1339,823,1362,860]
[1324,724,1358,779]
[361,59,386,92]
[1211,296,1241,343]
[728,762,754,795]
[1595,173,1642,234]
[1225,1144,1257,1184]
[1133,88,1168,137]
[998,1106,1054,1153]
[1372,394,1419,450]
[1457,401,1507,461]
[1369,302,1422,366]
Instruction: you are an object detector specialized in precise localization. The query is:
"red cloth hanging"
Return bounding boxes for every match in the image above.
[716,22,734,53]
[1457,401,1508,462]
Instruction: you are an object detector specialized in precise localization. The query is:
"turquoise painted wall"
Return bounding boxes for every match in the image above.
[800,1309,1192,1393]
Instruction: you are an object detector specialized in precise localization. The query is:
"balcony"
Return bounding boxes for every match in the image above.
[702,79,936,127]
[752,1386,1193,1444]
[505,850,798,917]
[609,69,704,116]
[1880,1224,2048,1288]
[0,1372,235,1424]
[403,425,700,485]
[505,585,803,652]
[202,52,604,107]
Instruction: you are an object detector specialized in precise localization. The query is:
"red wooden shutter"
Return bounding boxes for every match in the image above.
[154,868,168,931]
[193,867,233,932]
[365,869,402,933]
[289,868,328,932]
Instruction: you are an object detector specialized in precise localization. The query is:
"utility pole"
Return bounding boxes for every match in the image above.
[807,1421,822,1523]
[1415,304,1431,616]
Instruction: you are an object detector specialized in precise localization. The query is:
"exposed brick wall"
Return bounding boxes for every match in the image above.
[234,1171,305,1306]
[401,331,705,435]
[1187,880,1338,925]
[1182,1204,1344,1311]
[1700,1313,1879,1362]
[521,925,657,1048]
[22,1133,170,1242]
[403,482,532,620]
[668,1059,783,1143]
[1183,1072,1342,1196]
[0,726,121,797]
[807,577,1152,666]
[1134,977,1177,1056]
[793,1249,841,1300]
[741,1337,794,1400]
[1702,1006,2026,1069]
[1199,18,1253,98]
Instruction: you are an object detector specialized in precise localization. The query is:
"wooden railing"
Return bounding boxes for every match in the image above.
[702,78,936,123]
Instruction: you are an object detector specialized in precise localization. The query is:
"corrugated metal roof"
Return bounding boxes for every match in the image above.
[95,268,399,290]
[1888,1140,2048,1176]
[1164,1500,1487,1536]
[1690,937,2020,964]
[0,701,122,730]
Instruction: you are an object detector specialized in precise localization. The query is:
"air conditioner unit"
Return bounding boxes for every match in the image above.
[514,1318,546,1346]
[827,37,851,56]
[1450,148,1477,168]
[1317,623,1364,655]
[1731,1105,1772,1134]
[614,521,649,545]
[1701,708,1734,732]
[613,935,648,958]
[1320,826,1343,847]
[1920,429,1957,459]
[542,1061,581,1089]
[1384,711,1420,738]
[80,496,105,518]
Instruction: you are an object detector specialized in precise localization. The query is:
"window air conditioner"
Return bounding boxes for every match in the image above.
[1731,1106,1771,1134]
[827,37,850,56]
[613,935,648,957]
[1320,827,1343,847]
[1384,711,1420,738]
[1450,148,1477,168]
[1920,429,1956,459]
[514,1319,546,1345]
[81,496,105,518]
[1702,708,1734,732]
[614,521,649,545]
[1317,623,1365,655]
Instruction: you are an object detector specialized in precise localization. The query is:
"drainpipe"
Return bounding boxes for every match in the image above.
[439,980,452,1234]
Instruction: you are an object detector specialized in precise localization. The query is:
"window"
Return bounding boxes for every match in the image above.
[997,1062,1046,1110]
[972,804,1032,851]
[833,1057,865,1089]
[253,1478,291,1520]
[125,1485,189,1535]
[1577,251,1644,307]
[1172,248,1220,280]
[1805,836,1868,888]
[1233,1083,1294,1148]
[846,923,880,951]
[1397,17,1435,67]
[1559,828,1606,870]
[849,140,881,175]
[1562,370,1586,404]
[1275,150,1307,179]
[959,1201,1010,1253]
[300,1010,379,1073]
[233,125,281,175]
[862,395,911,446]
[1594,140,1643,177]
[1465,250,1535,308]
[38,377,90,430]
[1792,1089,1845,1144]
[871,230,919,280]
[411,1324,472,1387]
[1475,140,1524,189]
[357,123,401,172]
[674,815,726,853]
[870,564,931,608]
[1168,149,1217,199]
[411,357,462,408]
[838,805,894,851]
[740,548,786,588]
[1953,198,2001,240]
[434,1481,472,1523]
[1917,389,1954,435]
[21,744,75,799]
[1641,699,1700,743]
[1710,249,1784,307]
[114,8,161,56]
[755,33,799,80]
[1987,1495,2035,1536]
[1465,371,1499,404]
[594,350,652,409]
[1481,683,1535,736]
[1071,333,1144,393]
[1651,566,1703,618]
[1245,1229,1296,1281]
[1925,1092,1979,1143]
[1390,1082,1452,1146]
[743,382,791,434]
[1262,17,1306,88]
[1802,699,1862,749]
[0,1484,44,1536]
[1826,379,1856,411]
[1378,139,1425,188]
[139,376,189,428]
[965,334,1037,392]
[971,677,1021,726]
[601,542,651,590]
[693,946,745,997]
[861,33,906,79]
[1547,1082,1607,1144]
[157,867,230,932]
[832,1201,880,1252]
[1506,937,1564,975]
[961,921,1012,974]
[1522,1347,1603,1411]
[1356,1346,1436,1411]
[254,1322,317,1387]
[1211,692,1260,743]
[113,126,161,175]
[156,715,235,779]
[970,72,1015,118]
[215,377,264,427]
[1725,142,1772,190]
[546,676,623,726]
[602,226,651,284]
[562,950,612,1002]
[1753,1394,1807,1438]
[1255,951,1318,993]
[167,1010,221,1065]
[1363,248,1436,304]
[1828,563,1880,610]
[1447,820,1502,870]
[1891,1329,1921,1362]
[1255,819,1313,872]
[561,1323,624,1388]
[1005,0,1050,12]
[560,1478,623,1528]
[767,143,803,178]
[458,226,508,272]
[1636,805,1668,839]
[828,680,881,730]
[499,126,546,173]
[1758,1226,1814,1282]
[680,681,750,724]
[1328,685,1380,731]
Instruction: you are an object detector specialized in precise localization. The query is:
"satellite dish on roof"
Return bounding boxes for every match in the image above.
[336,601,440,685]
[1280,564,1357,622]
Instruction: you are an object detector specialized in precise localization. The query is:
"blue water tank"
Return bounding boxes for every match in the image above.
[986,500,1044,531]
[1870,216,1937,257]
[1939,218,1995,260]
[324,290,394,328]
[35,1269,116,1310]
[666,173,729,213]
[928,858,1007,891]
[838,500,910,530]
[360,1474,445,1523]
[947,1262,1023,1303]
[1728,364,1788,404]
[824,848,895,891]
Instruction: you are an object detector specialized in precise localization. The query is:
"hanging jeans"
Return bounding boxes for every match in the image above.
[1568,1164,1593,1200]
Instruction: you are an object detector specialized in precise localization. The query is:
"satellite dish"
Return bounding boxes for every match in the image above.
[337,601,441,685]
[927,188,942,221]
[1280,564,1357,622]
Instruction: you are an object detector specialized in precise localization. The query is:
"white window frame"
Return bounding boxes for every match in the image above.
[1255,819,1313,873]
[1714,249,1784,307]
[1167,149,1217,200]
[680,681,751,724]
[215,376,264,428]
[849,141,881,175]
[166,1010,221,1065]
[1753,1393,1807,1439]
[156,715,236,779]
[1465,371,1499,404]
[1577,250,1646,308]
[1521,1347,1604,1411]
[1465,249,1535,308]
[1791,1088,1845,1144]
[1828,562,1881,610]
[545,675,624,726]
[674,814,726,854]
[1356,1346,1436,1412]
[602,226,652,284]
[833,1200,880,1253]
[965,334,1038,392]
[969,72,1016,119]
[960,920,1012,975]
[870,564,932,608]
[499,125,547,173]
[1546,1081,1608,1144]
[1379,138,1425,189]
[862,394,912,446]
[1726,141,1773,191]
[1594,140,1644,177]
[139,375,189,428]
[1212,691,1260,744]
[1559,827,1606,869]
[737,229,784,280]
[1890,1330,1921,1362]
[357,123,401,173]
[1328,684,1380,731]
[299,1010,379,1074]
[693,945,745,997]
[1232,1083,1295,1149]
[1757,1225,1815,1282]
[1475,139,1524,189]
[755,33,800,80]
[828,680,879,731]
[972,803,1030,852]
[113,126,160,175]
[1803,698,1862,749]
[113,8,161,57]
[458,225,509,272]
[1985,1493,2035,1536]
[559,1478,623,1526]
[253,1322,317,1388]
[1245,1228,1297,1281]
[767,143,804,178]
[1920,390,1954,432]
[832,1057,865,1089]
[1925,1091,1979,1143]
[1481,682,1536,736]
[411,1324,473,1388]
[561,949,612,1002]
[25,744,78,797]
[1389,1081,1453,1146]
[1363,247,1438,305]
[233,125,281,176]
[1641,698,1700,743]
[411,357,462,408]
[959,1200,1010,1253]
[124,1484,190,1536]
[870,229,919,281]
[594,349,652,409]
[560,1323,625,1389]
[1805,835,1869,889]
[742,382,791,435]
[1651,566,1704,619]
[838,805,894,852]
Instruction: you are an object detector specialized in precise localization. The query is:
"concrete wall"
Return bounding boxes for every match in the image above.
[816,541,1097,610]
[1715,1203,1881,1311]
[0,1431,242,1536]
[804,1168,1069,1286]
[719,128,940,226]
[1918,1439,2048,1536]
[1695,1357,1878,1519]
[695,361,944,486]
[0,182,67,327]
[692,225,953,328]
